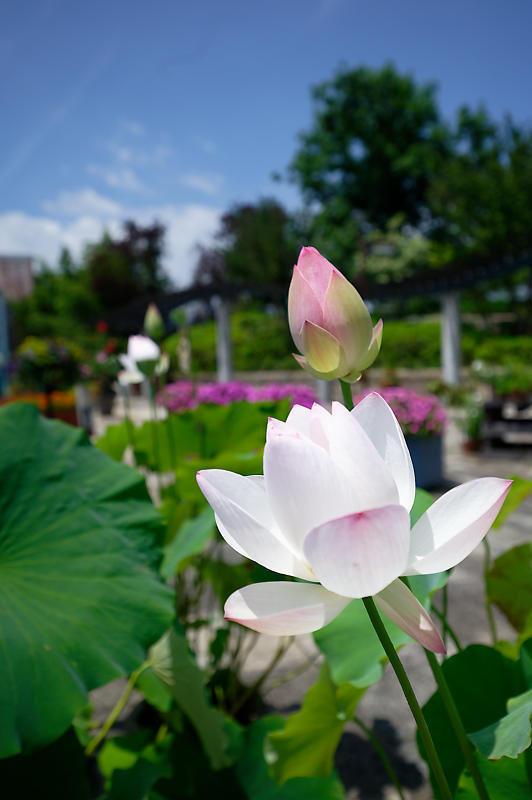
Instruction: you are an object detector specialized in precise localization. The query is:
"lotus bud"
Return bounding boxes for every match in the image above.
[288,247,382,382]
[143,303,165,342]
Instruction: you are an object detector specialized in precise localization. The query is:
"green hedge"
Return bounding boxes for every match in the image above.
[165,312,531,373]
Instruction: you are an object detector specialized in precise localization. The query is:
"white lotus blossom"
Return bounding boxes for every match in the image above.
[197,394,511,653]
[118,335,162,384]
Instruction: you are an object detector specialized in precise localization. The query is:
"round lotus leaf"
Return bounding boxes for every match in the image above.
[0,403,173,757]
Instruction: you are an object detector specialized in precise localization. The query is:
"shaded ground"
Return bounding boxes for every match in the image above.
[91,392,531,799]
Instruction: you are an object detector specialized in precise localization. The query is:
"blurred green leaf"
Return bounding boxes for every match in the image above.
[160,506,215,579]
[237,715,345,799]
[98,730,172,800]
[410,487,434,525]
[469,688,532,760]
[421,645,526,796]
[491,476,532,530]
[456,752,532,798]
[149,624,235,769]
[487,543,532,632]
[95,420,130,461]
[266,664,364,784]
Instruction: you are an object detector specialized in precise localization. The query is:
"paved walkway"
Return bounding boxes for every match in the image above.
[91,396,531,800]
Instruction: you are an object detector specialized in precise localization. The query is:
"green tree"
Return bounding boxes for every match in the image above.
[85,220,169,309]
[193,198,299,287]
[288,64,450,268]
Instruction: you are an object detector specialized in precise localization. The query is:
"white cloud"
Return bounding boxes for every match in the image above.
[87,164,144,192]
[0,203,220,285]
[43,188,122,218]
[179,172,223,196]
[199,138,216,154]
[106,141,174,168]
[121,120,145,136]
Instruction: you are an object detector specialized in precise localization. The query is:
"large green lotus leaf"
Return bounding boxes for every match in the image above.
[469,687,532,760]
[487,543,532,633]
[456,752,532,798]
[266,663,364,784]
[237,716,345,800]
[421,645,526,796]
[0,403,174,757]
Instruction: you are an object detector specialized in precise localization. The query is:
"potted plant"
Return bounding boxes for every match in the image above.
[456,395,485,452]
[12,336,83,422]
[354,386,448,489]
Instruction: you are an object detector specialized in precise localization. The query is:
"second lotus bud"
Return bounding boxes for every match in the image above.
[288,246,382,382]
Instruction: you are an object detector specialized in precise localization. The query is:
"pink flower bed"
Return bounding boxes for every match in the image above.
[354,386,448,436]
[159,380,316,414]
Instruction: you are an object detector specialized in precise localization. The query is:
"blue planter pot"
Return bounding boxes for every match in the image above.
[405,435,443,490]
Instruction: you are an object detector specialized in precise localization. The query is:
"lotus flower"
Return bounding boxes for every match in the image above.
[288,247,382,382]
[197,394,511,653]
[118,335,161,384]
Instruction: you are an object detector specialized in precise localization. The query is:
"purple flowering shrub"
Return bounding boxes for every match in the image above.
[355,386,448,436]
[159,380,316,413]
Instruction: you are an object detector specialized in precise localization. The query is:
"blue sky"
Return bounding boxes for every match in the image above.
[1,0,531,285]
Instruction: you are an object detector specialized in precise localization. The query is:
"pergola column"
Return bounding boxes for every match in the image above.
[441,291,461,385]
[214,296,233,382]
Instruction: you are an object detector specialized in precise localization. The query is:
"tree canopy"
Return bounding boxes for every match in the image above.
[193,198,299,287]
[11,221,170,343]
[288,64,532,279]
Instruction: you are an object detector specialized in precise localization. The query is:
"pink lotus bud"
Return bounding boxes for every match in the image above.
[288,247,382,381]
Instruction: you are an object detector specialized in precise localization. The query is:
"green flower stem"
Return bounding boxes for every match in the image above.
[85,661,150,756]
[482,537,498,645]
[149,380,163,497]
[340,379,354,410]
[119,385,137,465]
[362,597,453,800]
[431,606,463,652]
[425,650,490,800]
[441,584,449,650]
[353,715,406,800]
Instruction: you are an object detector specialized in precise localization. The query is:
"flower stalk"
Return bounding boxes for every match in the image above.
[362,596,453,800]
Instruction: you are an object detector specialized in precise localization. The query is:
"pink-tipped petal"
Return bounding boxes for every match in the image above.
[375,579,446,653]
[296,246,338,302]
[196,470,313,580]
[301,320,342,374]
[288,265,324,351]
[406,478,513,575]
[224,581,350,635]
[303,505,410,598]
[351,392,415,511]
